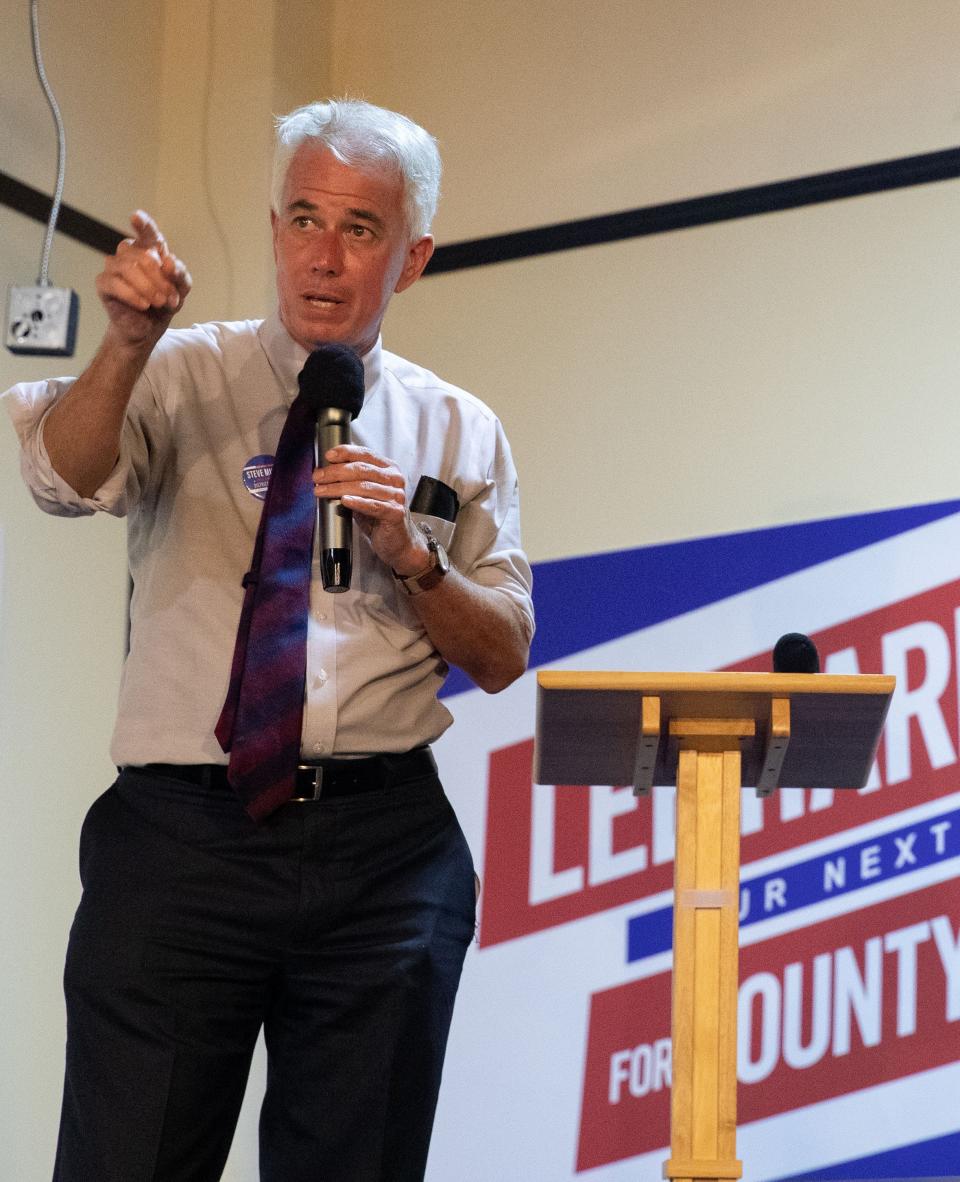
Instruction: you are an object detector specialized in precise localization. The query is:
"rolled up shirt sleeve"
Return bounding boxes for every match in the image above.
[4,372,167,519]
[450,411,535,644]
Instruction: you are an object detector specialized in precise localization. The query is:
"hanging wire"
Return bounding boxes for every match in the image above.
[29,0,67,286]
[200,0,236,315]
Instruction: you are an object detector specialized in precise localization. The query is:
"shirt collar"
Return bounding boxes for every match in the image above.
[257,310,383,407]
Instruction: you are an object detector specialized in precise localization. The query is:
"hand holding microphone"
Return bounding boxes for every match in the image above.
[304,347,462,588]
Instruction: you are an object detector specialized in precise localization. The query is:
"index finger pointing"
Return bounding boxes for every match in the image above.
[129,209,168,254]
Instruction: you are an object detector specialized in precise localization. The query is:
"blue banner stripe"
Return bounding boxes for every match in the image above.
[440,498,960,698]
[626,807,960,963]
[773,1127,960,1180]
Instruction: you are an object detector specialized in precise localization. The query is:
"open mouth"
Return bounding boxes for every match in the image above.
[304,294,343,307]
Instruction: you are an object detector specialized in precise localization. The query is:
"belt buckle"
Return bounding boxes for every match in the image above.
[292,764,323,802]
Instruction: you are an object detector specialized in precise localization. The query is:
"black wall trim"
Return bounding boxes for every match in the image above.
[0,171,123,255]
[425,145,960,275]
[5,144,960,276]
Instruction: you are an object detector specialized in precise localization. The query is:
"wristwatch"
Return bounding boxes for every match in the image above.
[394,528,450,595]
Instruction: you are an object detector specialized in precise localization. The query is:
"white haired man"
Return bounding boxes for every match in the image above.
[6,100,533,1181]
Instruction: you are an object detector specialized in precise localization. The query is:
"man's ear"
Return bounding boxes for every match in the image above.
[395,235,435,294]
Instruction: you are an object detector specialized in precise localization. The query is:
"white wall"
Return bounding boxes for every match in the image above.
[1,4,163,1176]
[3,1,960,1178]
[389,179,960,560]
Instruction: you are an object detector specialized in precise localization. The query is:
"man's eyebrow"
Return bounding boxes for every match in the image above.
[346,206,386,230]
[284,199,386,230]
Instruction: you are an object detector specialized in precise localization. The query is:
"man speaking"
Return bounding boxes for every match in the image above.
[6,99,533,1182]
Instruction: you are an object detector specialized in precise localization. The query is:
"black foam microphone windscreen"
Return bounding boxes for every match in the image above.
[772,632,821,674]
[298,343,365,417]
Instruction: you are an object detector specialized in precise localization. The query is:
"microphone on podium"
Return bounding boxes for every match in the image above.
[772,632,820,674]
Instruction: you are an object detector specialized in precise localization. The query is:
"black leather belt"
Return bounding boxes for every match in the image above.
[135,747,437,802]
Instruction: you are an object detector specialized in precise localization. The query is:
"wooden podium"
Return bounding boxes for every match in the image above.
[534,670,894,1182]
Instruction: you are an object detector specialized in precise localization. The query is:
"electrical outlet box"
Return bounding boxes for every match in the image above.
[6,284,79,356]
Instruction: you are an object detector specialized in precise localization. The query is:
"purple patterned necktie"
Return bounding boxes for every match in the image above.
[215,344,364,820]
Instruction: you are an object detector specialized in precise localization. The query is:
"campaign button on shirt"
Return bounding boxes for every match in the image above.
[242,454,274,500]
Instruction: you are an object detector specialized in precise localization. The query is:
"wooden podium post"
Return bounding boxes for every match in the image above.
[534,671,894,1182]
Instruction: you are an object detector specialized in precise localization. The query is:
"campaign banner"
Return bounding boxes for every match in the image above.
[426,499,960,1182]
[579,876,960,1169]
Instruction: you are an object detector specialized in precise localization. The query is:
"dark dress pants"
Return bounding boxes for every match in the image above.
[52,764,476,1182]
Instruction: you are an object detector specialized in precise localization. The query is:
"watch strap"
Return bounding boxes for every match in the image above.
[393,535,449,595]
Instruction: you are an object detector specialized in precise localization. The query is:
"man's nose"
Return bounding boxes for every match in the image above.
[312,230,343,275]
